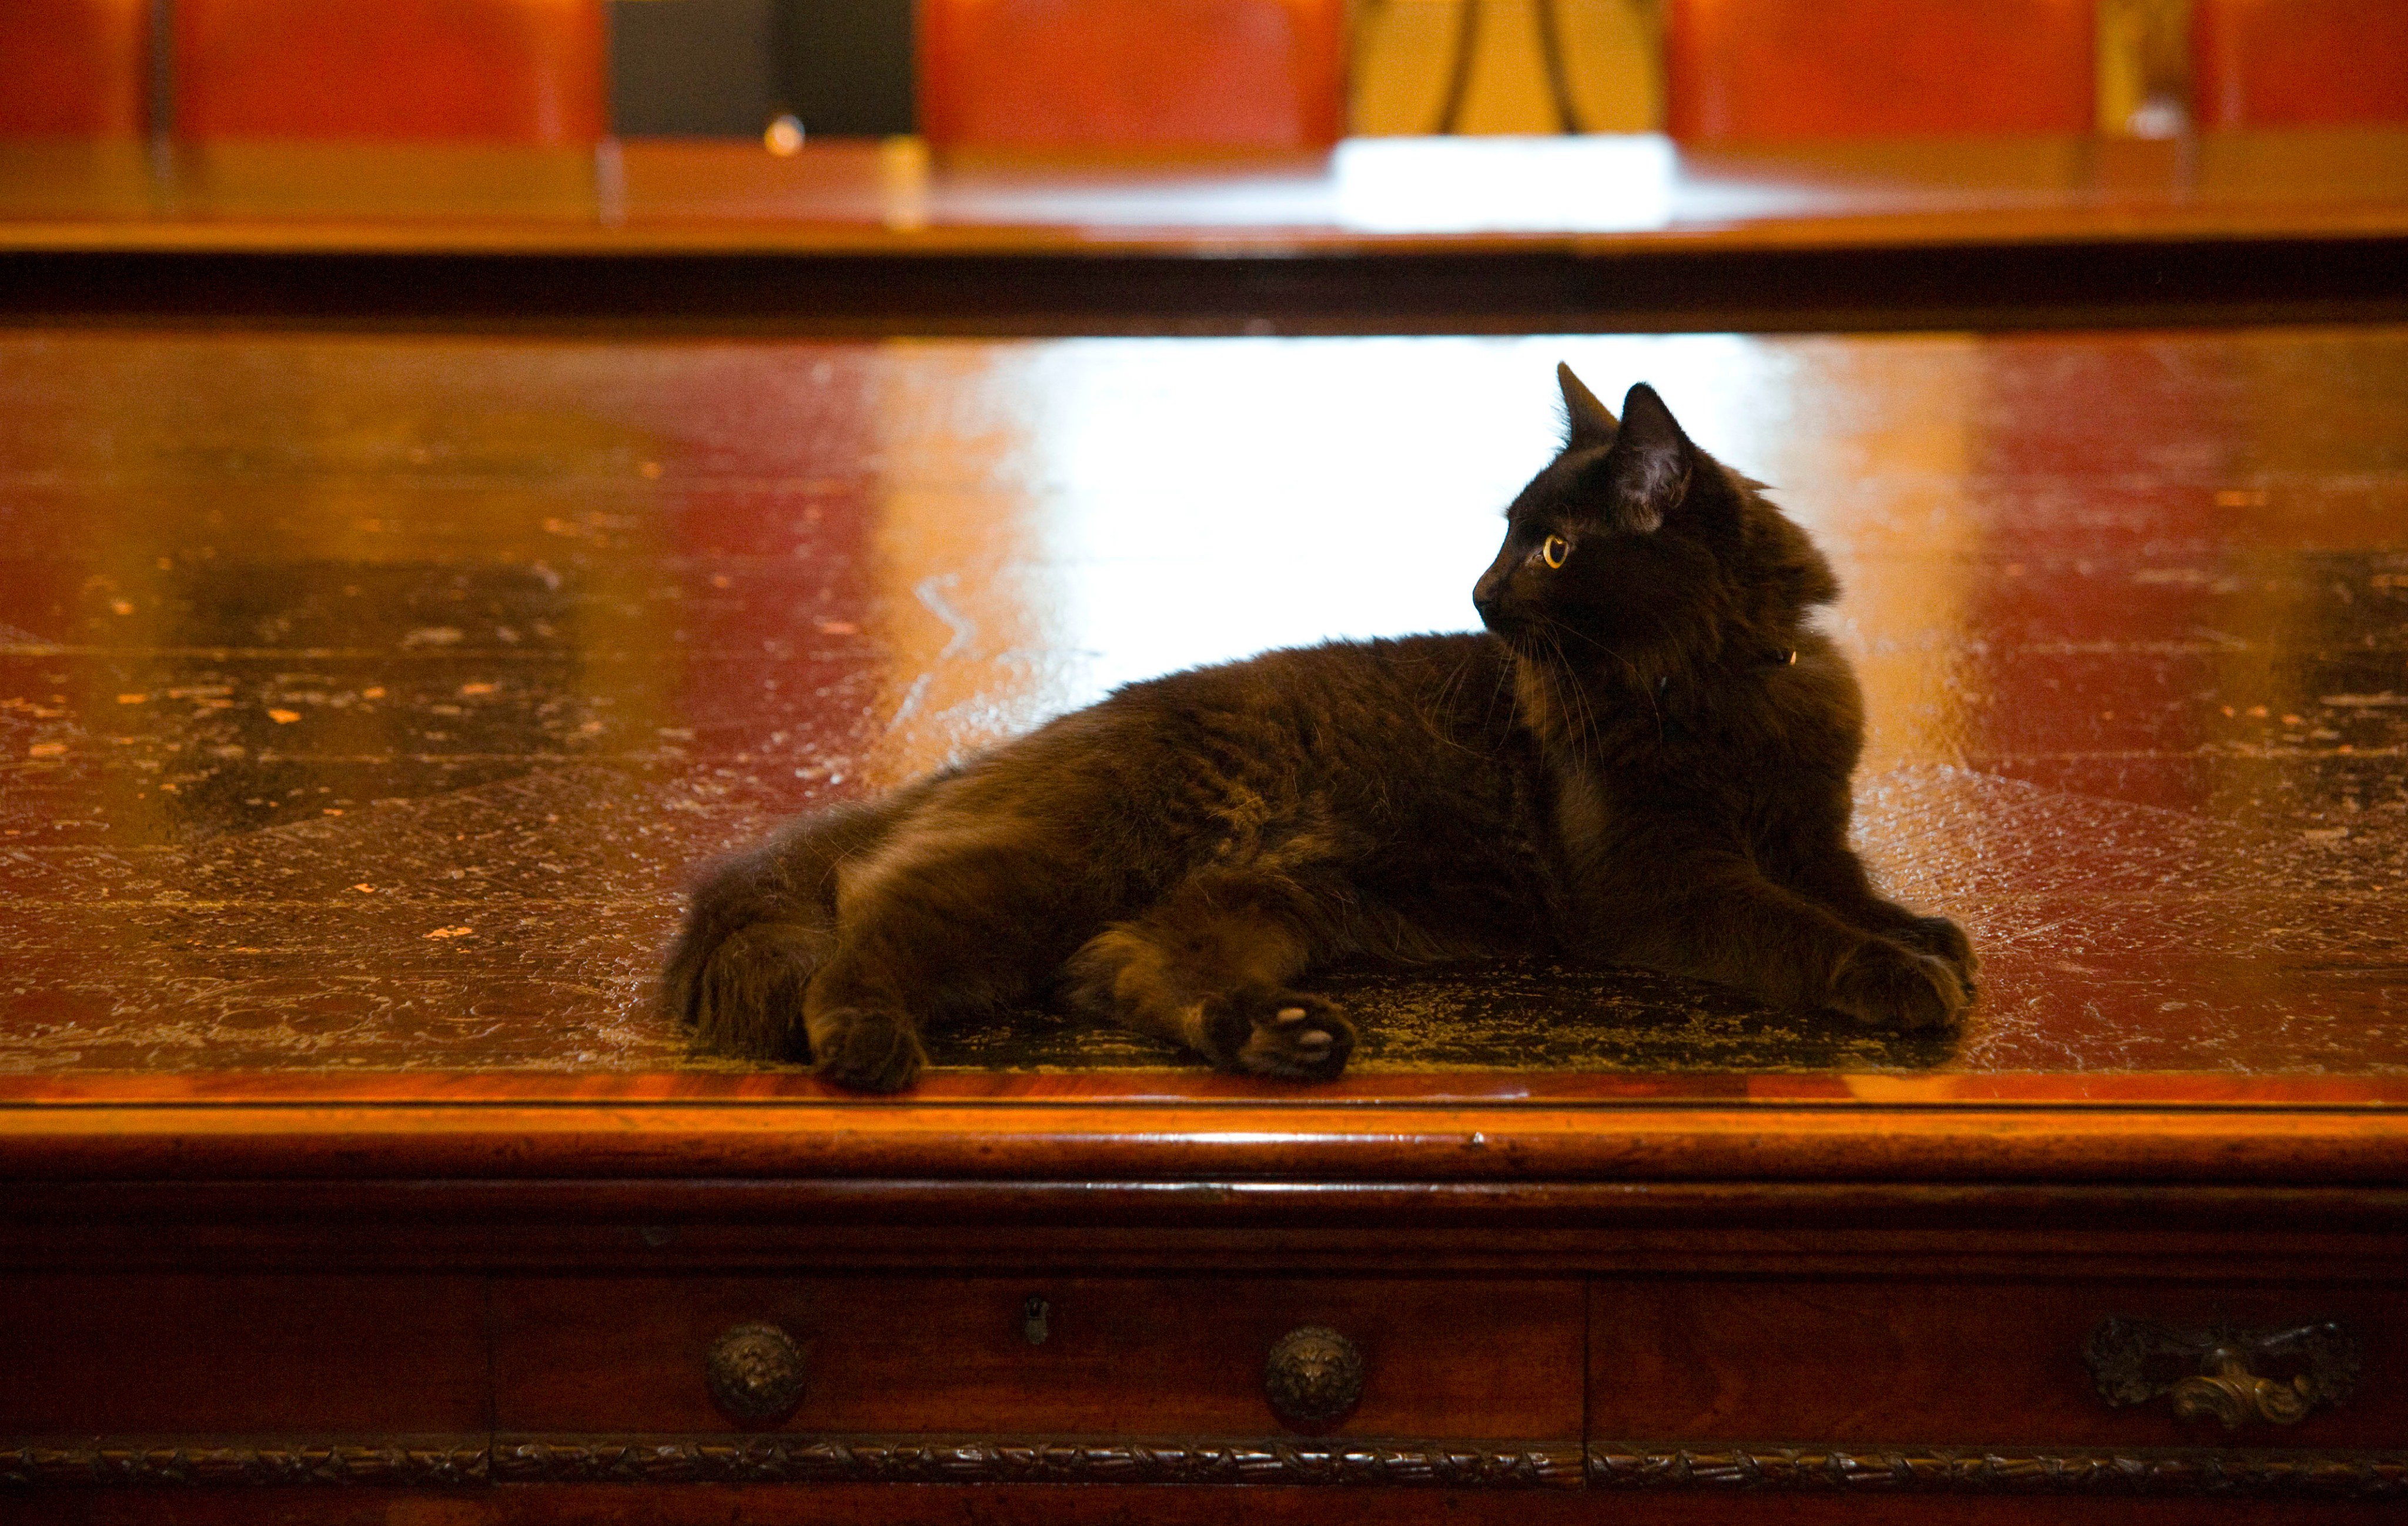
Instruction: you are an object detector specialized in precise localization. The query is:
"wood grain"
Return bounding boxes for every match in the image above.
[0,1275,486,1432]
[6,1094,2408,1186]
[9,1180,2407,1285]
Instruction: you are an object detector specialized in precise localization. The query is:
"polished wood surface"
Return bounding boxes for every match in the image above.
[10,1091,2408,1188]
[6,132,2402,330]
[4,326,2404,1097]
[5,132,2404,251]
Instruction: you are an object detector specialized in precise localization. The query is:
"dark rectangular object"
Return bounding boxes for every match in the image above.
[779,0,914,135]
[608,0,777,137]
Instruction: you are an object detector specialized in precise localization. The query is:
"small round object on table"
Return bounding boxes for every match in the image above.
[705,1321,807,1425]
[1263,1324,1366,1427]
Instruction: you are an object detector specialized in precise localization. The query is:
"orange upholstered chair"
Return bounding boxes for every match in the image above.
[1664,0,2095,142]
[0,0,152,137]
[174,0,606,143]
[2193,0,2408,129]
[918,0,1346,150]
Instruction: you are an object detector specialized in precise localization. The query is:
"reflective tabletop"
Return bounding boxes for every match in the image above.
[2,327,2403,1083]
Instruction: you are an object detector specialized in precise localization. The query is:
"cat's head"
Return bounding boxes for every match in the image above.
[1471,365,1838,683]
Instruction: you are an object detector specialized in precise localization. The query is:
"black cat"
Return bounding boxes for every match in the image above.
[664,366,1975,1090]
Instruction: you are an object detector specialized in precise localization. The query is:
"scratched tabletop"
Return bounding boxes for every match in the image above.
[1,329,2403,1076]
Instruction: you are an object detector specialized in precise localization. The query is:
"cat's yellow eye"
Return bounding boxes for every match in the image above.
[1540,533,1571,569]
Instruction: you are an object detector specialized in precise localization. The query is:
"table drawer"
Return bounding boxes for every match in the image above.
[494,1275,1583,1438]
[0,1274,486,1434]
[1590,1278,2404,1448]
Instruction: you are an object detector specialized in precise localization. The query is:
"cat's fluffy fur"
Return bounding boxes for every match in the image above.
[664,367,1974,1090]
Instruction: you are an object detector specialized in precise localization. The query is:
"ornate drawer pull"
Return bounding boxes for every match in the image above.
[1264,1324,1366,1427]
[706,1322,807,1425]
[2085,1315,2361,1430]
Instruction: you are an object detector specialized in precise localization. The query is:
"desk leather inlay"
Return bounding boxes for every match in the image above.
[4,328,2406,1083]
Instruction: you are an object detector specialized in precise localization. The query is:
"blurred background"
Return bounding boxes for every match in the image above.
[4,0,2402,153]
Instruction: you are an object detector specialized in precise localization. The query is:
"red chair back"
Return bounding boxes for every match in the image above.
[2194,0,2408,129]
[1665,0,2095,142]
[0,0,152,137]
[175,0,606,143]
[918,0,1346,151]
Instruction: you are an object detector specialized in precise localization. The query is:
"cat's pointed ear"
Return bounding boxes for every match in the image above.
[1557,363,1618,448]
[1597,382,1693,532]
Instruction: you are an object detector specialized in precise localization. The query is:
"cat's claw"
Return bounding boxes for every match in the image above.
[1202,988,1355,1082]
[1826,940,1970,1033]
[810,1006,928,1093]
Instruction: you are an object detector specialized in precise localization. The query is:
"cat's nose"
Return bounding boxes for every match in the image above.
[1471,577,1502,625]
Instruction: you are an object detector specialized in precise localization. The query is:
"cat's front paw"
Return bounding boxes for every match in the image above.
[1825,939,1969,1033]
[809,1006,928,1093]
[1897,914,1979,993]
[1199,987,1356,1083]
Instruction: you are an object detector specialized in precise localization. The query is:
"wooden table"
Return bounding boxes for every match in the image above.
[1,131,2406,330]
[3,152,2407,1520]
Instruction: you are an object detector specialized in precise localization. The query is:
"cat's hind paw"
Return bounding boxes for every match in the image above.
[676,922,820,1061]
[1826,940,1970,1033]
[1200,987,1356,1083]
[809,1006,928,1093]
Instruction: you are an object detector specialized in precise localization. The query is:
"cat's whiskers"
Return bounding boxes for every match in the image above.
[1527,629,1608,766]
[1557,637,1612,763]
[1531,612,1653,750]
[1486,636,1527,734]
[1414,645,1509,760]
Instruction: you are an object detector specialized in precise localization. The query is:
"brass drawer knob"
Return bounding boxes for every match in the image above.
[2085,1315,2360,1430]
[706,1322,807,1425]
[1264,1324,1365,1426]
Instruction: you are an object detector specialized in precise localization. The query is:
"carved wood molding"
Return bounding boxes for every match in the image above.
[491,1436,1587,1487]
[2,1439,487,1488]
[1590,1446,2408,1498]
[12,1436,2407,1496]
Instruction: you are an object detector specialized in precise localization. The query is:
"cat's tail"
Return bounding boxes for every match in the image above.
[661,796,902,1060]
